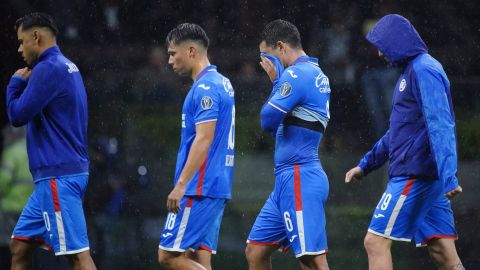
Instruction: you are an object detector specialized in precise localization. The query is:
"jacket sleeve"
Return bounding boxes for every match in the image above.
[413,67,458,192]
[6,63,59,127]
[358,130,390,175]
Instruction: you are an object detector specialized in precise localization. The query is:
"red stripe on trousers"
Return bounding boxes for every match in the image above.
[247,240,280,246]
[50,179,61,211]
[198,244,213,253]
[294,164,302,211]
[12,236,54,252]
[196,158,207,196]
[402,178,415,196]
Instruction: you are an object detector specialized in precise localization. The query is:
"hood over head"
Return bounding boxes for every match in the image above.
[366,14,428,63]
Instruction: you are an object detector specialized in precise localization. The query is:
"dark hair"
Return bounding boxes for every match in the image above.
[14,12,58,36]
[166,23,209,49]
[260,19,302,49]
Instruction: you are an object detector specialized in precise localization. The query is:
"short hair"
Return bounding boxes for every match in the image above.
[166,23,209,49]
[14,12,58,36]
[260,19,302,49]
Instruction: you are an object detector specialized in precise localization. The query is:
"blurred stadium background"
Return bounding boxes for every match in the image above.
[0,0,479,269]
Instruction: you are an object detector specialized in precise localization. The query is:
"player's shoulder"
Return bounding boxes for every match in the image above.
[279,65,308,89]
[196,72,234,97]
[411,54,444,76]
[283,65,303,78]
[39,55,80,76]
[194,78,216,92]
[215,71,234,94]
[31,59,61,79]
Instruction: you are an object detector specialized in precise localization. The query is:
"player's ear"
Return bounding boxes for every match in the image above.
[32,30,41,45]
[188,46,196,58]
[275,41,282,49]
[276,41,286,54]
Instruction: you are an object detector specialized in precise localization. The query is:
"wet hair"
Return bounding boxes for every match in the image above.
[14,12,58,36]
[166,23,209,49]
[260,19,302,49]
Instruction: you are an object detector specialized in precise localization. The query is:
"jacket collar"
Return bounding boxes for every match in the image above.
[32,45,61,67]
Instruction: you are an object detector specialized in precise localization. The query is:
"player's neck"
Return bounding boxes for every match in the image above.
[286,50,307,66]
[191,57,211,81]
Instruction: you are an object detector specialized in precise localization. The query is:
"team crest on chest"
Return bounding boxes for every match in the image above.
[201,96,213,109]
[280,82,292,97]
[399,79,406,92]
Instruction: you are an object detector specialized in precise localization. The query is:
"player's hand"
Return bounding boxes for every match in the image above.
[260,56,277,83]
[345,166,364,183]
[167,181,186,214]
[445,185,462,199]
[14,67,31,80]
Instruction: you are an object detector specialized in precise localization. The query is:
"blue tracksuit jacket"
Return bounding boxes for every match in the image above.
[6,46,89,181]
[358,14,458,192]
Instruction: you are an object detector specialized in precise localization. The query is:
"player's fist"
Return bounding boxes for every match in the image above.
[260,56,277,83]
[445,185,462,199]
[167,181,186,214]
[14,67,31,80]
[345,166,364,183]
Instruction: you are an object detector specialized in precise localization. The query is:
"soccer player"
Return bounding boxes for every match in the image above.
[345,14,464,270]
[158,23,235,270]
[245,20,331,270]
[6,13,96,270]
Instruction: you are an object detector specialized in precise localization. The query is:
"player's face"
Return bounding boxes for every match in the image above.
[17,26,39,65]
[167,42,192,77]
[259,41,284,66]
[259,41,280,58]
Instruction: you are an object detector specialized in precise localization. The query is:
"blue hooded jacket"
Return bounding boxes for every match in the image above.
[6,46,89,181]
[358,14,458,193]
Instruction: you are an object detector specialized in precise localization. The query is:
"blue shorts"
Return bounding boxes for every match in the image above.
[247,164,329,257]
[368,176,457,246]
[12,174,90,255]
[159,196,226,254]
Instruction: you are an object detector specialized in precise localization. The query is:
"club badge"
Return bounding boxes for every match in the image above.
[201,96,213,109]
[280,82,292,97]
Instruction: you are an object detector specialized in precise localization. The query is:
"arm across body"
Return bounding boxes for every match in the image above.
[7,64,58,127]
[260,101,287,136]
[259,55,305,136]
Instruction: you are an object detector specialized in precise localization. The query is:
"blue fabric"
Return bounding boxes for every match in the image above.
[413,55,459,192]
[6,46,89,181]
[366,14,427,63]
[261,56,331,172]
[175,66,235,199]
[260,52,284,85]
[159,196,226,253]
[360,15,459,193]
[260,103,285,136]
[415,195,457,246]
[368,176,443,242]
[247,164,329,257]
[12,174,90,255]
